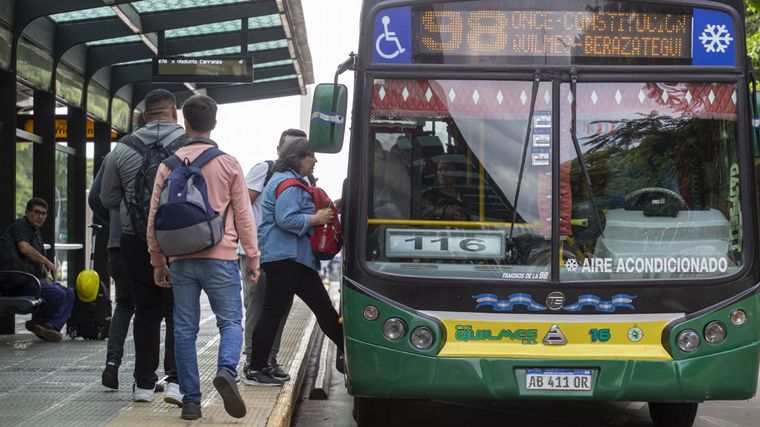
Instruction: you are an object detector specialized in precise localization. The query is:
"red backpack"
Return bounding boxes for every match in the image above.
[275,178,343,260]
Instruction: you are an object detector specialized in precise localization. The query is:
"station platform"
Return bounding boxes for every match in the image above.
[0,291,318,427]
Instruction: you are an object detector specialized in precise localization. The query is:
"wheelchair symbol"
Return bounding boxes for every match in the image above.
[375,15,406,59]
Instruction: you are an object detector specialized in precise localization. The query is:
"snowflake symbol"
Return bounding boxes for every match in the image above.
[565,259,579,272]
[699,24,733,53]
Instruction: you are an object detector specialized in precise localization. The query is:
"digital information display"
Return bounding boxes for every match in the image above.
[152,56,253,83]
[372,2,737,66]
[417,10,691,59]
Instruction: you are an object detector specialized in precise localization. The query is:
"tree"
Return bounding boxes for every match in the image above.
[748,1,760,72]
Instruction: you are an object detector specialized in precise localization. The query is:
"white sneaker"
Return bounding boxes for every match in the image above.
[133,384,155,402]
[163,382,183,407]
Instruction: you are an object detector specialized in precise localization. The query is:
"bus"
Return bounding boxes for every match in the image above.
[308,1,760,426]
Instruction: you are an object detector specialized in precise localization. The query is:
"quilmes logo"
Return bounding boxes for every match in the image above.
[455,325,538,345]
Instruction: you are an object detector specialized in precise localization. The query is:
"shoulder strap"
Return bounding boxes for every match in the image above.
[275,178,309,198]
[163,154,183,171]
[263,160,275,187]
[163,147,224,172]
[120,130,183,155]
[119,134,148,155]
[164,132,187,152]
[191,147,224,168]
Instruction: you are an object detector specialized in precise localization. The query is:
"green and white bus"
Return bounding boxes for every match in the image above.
[309,1,760,425]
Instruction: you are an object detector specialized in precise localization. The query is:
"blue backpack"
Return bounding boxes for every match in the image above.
[153,145,228,257]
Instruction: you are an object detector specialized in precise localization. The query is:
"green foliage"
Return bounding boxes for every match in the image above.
[15,143,33,218]
[748,2,760,72]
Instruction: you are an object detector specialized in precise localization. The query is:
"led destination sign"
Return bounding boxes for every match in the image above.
[417,10,691,59]
[372,2,737,66]
[152,56,253,83]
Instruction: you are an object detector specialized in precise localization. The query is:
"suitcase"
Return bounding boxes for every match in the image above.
[67,224,112,340]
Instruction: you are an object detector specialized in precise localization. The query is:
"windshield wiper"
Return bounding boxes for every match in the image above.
[569,68,604,238]
[509,70,541,240]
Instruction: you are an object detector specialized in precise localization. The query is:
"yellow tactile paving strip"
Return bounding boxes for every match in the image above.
[106,297,316,427]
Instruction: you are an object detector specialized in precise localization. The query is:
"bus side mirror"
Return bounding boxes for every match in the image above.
[309,83,348,153]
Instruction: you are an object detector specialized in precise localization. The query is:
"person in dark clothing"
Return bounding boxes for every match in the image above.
[5,198,74,342]
[100,89,185,404]
[420,155,471,221]
[88,152,135,389]
[244,138,344,386]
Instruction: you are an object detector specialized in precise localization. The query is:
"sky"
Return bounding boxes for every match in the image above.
[209,1,362,200]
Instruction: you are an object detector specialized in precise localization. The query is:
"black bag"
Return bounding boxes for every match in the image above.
[67,281,112,340]
[66,224,112,340]
[0,234,37,294]
[121,133,186,240]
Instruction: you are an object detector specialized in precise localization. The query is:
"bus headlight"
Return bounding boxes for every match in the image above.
[704,321,727,344]
[730,309,747,326]
[676,329,700,352]
[362,305,379,321]
[410,327,434,350]
[383,318,406,340]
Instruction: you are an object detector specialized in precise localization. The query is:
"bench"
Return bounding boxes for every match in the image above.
[0,270,45,334]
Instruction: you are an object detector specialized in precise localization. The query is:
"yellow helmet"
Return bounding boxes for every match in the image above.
[76,270,100,303]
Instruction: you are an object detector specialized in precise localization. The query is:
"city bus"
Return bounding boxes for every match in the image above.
[308,1,760,426]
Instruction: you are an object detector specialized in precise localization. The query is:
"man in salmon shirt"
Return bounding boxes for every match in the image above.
[146,94,260,421]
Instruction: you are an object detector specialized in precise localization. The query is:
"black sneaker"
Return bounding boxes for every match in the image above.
[263,364,290,381]
[180,402,202,420]
[242,369,284,387]
[213,370,246,418]
[336,349,346,374]
[102,362,119,390]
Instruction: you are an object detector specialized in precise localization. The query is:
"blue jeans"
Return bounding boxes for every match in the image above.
[14,280,74,331]
[170,259,243,405]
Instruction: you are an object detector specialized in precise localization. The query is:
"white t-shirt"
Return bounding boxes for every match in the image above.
[245,161,271,226]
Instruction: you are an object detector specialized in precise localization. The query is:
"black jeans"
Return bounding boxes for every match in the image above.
[249,259,344,371]
[105,248,134,366]
[121,233,177,389]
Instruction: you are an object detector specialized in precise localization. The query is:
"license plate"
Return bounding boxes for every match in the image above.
[525,368,592,391]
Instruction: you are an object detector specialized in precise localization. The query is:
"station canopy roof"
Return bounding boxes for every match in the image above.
[1,0,313,127]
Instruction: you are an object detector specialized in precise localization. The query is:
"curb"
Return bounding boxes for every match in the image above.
[266,312,317,427]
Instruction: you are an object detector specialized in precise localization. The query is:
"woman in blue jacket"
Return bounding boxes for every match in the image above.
[244,138,343,386]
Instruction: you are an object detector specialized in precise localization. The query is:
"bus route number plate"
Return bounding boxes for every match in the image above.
[525,368,593,391]
[385,228,505,259]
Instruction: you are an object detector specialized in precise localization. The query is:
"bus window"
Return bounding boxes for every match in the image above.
[560,82,742,280]
[367,78,553,280]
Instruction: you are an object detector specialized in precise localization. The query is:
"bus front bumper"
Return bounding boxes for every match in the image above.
[345,338,760,402]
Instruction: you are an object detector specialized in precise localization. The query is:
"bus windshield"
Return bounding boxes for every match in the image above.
[366,78,742,281]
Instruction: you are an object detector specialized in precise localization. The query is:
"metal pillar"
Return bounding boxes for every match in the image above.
[68,107,87,277]
[32,90,56,262]
[0,71,15,232]
[0,72,14,336]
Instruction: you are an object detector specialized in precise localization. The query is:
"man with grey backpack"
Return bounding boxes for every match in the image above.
[147,94,260,421]
[100,88,185,405]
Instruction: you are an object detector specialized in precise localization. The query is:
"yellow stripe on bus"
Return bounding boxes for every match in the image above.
[366,218,588,228]
[438,319,672,360]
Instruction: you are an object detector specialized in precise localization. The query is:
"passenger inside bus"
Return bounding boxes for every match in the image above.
[419,155,472,221]
[372,137,412,219]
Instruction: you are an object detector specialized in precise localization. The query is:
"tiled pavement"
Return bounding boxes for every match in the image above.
[0,291,316,427]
